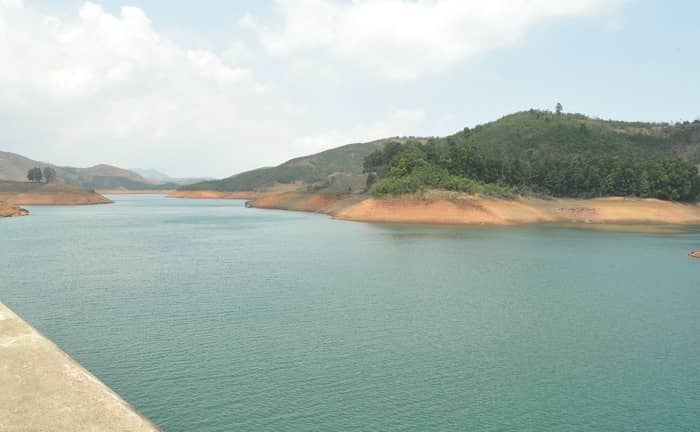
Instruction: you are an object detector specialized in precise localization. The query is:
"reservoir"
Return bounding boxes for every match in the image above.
[1,195,698,431]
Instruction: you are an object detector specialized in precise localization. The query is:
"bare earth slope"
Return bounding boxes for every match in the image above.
[0,182,112,205]
[243,192,700,226]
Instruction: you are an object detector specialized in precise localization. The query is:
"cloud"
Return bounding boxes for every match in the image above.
[254,0,621,80]
[0,1,291,176]
[0,1,627,177]
[291,107,426,155]
[238,13,258,30]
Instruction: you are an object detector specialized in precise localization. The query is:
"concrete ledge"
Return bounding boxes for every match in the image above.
[0,301,159,431]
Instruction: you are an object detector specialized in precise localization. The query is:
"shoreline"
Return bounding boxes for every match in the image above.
[167,190,258,200]
[0,182,113,206]
[97,189,172,195]
[237,191,700,227]
[0,203,29,218]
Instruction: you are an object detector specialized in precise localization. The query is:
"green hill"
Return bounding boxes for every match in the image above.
[365,110,700,200]
[182,139,392,192]
[441,111,699,162]
[182,110,700,200]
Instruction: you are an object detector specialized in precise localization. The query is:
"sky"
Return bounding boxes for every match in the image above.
[1,0,699,178]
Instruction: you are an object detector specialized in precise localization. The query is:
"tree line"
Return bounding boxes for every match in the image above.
[27,167,57,183]
[363,140,700,201]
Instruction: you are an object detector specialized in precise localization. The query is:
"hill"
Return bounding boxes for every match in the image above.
[180,139,396,192]
[0,151,175,190]
[131,168,213,186]
[364,111,700,201]
[440,111,700,163]
[181,112,700,199]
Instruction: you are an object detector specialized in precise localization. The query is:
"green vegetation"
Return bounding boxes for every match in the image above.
[43,167,56,183]
[364,110,700,201]
[26,167,43,183]
[181,109,700,200]
[181,141,388,192]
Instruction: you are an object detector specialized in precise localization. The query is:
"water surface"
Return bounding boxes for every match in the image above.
[1,195,699,431]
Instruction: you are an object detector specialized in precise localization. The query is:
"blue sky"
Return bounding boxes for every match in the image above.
[1,1,699,177]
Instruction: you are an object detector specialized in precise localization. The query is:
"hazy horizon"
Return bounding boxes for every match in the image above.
[2,0,699,178]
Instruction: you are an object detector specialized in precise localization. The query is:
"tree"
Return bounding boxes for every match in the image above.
[43,167,57,183]
[555,102,563,115]
[27,167,43,183]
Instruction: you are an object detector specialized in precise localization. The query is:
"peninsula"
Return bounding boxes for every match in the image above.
[172,111,700,226]
[0,181,112,206]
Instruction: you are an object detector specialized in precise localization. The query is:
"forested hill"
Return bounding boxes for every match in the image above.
[365,111,700,201]
[183,110,700,201]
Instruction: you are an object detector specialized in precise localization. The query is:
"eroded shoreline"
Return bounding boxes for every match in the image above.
[198,190,700,226]
[0,183,112,206]
[0,203,29,218]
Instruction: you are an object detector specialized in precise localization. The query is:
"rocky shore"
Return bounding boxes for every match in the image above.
[0,203,29,218]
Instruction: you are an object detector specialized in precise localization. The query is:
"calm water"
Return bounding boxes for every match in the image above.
[1,195,699,431]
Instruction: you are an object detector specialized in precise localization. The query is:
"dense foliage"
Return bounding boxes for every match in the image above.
[26,167,43,183]
[43,167,57,183]
[364,111,700,201]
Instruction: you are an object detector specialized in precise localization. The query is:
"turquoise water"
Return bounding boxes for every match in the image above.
[1,195,699,431]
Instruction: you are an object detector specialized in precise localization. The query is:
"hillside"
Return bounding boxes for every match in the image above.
[0,151,176,190]
[180,112,700,199]
[0,181,112,205]
[180,139,394,192]
[132,168,213,186]
[439,111,700,163]
[364,111,700,201]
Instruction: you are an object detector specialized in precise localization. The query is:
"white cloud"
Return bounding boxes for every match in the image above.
[238,13,258,30]
[0,1,294,176]
[255,0,621,80]
[0,1,629,177]
[291,107,426,155]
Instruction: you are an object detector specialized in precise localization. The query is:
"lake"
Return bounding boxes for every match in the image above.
[1,195,699,431]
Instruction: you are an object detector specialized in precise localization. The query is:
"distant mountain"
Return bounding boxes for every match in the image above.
[180,138,407,192]
[0,151,174,190]
[132,168,213,186]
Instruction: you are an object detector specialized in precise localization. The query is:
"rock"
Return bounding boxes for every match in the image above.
[0,203,29,218]
[690,250,700,259]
